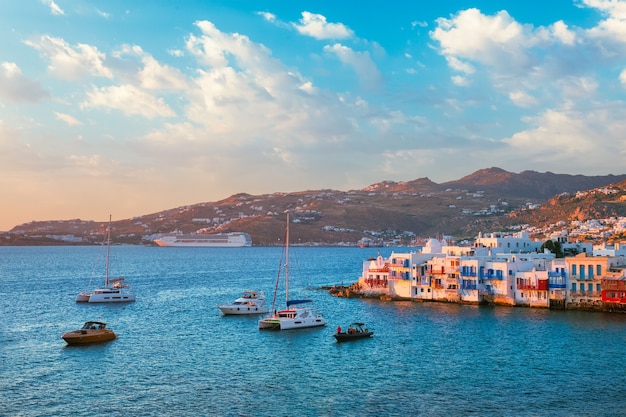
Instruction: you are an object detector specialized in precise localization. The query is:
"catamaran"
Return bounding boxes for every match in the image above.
[258,211,326,330]
[76,215,136,303]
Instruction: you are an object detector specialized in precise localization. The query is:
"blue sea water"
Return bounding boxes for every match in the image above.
[1,245,626,417]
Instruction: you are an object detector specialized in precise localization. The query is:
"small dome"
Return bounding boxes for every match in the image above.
[424,238,442,253]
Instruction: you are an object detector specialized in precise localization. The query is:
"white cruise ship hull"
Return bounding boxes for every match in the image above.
[154,232,252,247]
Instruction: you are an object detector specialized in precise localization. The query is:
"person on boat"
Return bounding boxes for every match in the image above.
[337,326,342,334]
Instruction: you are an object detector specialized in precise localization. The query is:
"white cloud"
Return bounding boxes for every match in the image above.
[43,0,64,16]
[54,112,82,126]
[118,45,189,91]
[446,56,474,74]
[504,106,626,170]
[257,11,276,23]
[0,62,49,103]
[293,12,354,40]
[581,0,626,20]
[97,9,111,19]
[509,90,538,107]
[25,35,113,80]
[451,75,469,86]
[550,21,576,45]
[82,84,176,118]
[620,69,626,85]
[324,44,383,90]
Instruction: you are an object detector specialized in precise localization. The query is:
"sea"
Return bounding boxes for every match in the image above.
[1,245,626,417]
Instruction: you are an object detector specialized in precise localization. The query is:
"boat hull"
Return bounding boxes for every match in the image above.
[219,305,269,315]
[62,330,116,345]
[154,232,252,247]
[75,292,90,302]
[333,331,374,342]
[87,289,136,303]
[258,308,327,330]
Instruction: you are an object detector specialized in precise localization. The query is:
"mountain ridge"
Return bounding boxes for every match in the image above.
[6,168,626,246]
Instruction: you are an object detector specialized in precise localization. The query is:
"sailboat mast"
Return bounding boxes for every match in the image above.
[285,210,289,304]
[105,215,111,287]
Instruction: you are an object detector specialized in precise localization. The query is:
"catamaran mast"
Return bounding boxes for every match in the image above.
[285,210,289,305]
[105,215,111,287]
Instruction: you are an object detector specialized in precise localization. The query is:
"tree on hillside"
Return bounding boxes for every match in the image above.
[541,240,564,258]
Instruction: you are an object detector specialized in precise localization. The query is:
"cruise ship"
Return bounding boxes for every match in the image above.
[153,232,252,247]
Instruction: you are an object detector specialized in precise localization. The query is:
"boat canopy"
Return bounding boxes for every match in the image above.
[286,299,312,306]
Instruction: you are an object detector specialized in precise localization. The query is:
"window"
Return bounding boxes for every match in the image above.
[588,283,593,292]
[597,265,602,275]
[572,265,577,276]
[588,265,594,278]
[580,267,585,279]
[572,283,577,292]
[597,284,601,292]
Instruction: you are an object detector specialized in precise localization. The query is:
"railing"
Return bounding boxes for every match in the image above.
[548,283,566,289]
[481,272,504,280]
[570,291,601,297]
[517,284,537,290]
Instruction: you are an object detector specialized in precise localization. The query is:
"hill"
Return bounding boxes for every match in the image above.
[5,168,626,246]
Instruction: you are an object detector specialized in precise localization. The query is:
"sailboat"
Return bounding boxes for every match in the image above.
[75,215,136,303]
[258,211,326,330]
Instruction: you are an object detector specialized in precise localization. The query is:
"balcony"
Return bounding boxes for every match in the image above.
[570,291,601,297]
[517,284,537,290]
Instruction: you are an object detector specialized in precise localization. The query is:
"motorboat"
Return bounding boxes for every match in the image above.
[259,211,326,330]
[333,322,373,342]
[61,321,117,345]
[76,215,136,303]
[218,290,269,315]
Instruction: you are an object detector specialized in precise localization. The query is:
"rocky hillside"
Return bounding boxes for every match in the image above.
[5,168,626,246]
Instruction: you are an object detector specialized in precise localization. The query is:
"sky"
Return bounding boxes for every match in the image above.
[2,0,626,230]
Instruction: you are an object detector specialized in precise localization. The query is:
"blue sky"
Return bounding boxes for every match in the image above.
[1,0,626,230]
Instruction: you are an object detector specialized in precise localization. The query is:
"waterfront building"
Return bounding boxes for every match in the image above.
[473,231,542,253]
[356,232,626,312]
[565,253,626,308]
[601,273,626,308]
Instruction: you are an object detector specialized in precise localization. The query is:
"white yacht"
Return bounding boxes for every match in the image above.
[76,216,136,303]
[218,290,269,315]
[258,211,326,330]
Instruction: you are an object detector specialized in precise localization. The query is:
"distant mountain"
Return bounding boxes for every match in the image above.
[5,168,626,246]
[442,167,626,200]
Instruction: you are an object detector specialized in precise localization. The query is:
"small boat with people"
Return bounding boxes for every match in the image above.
[218,290,269,315]
[333,322,373,342]
[61,321,117,345]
